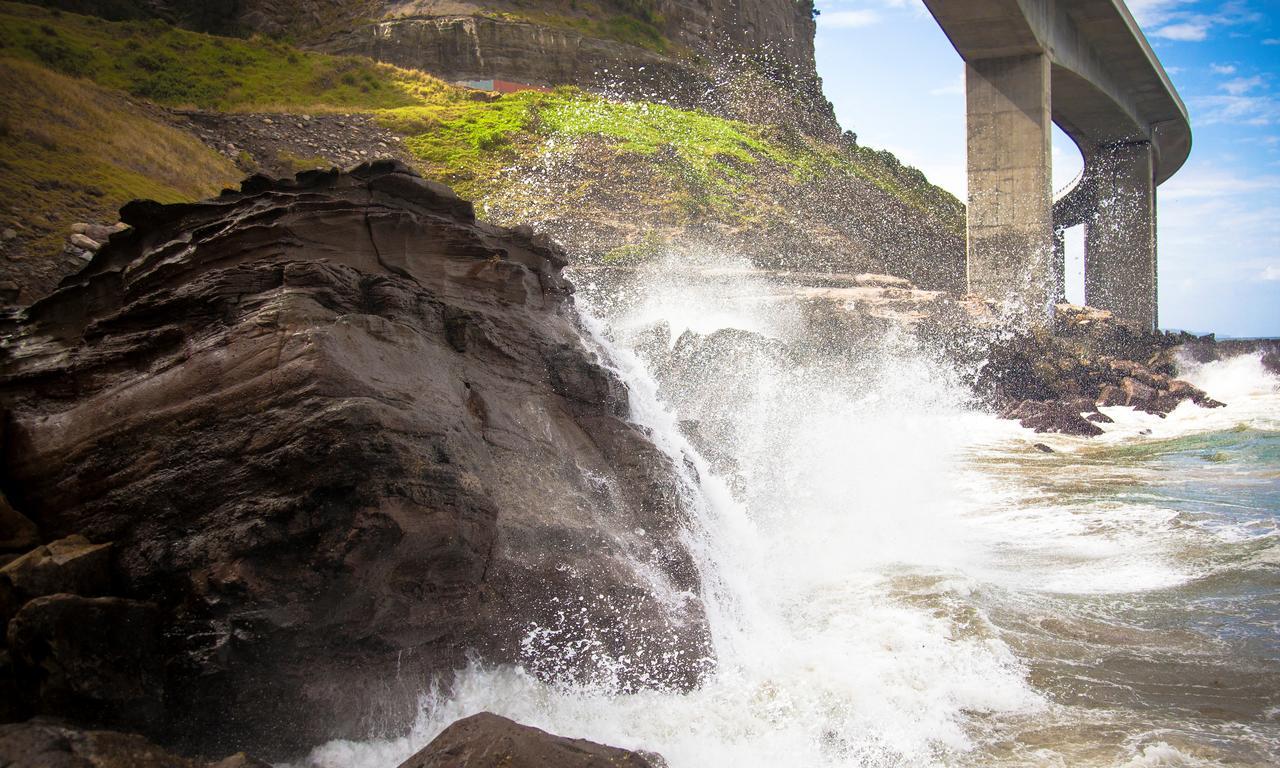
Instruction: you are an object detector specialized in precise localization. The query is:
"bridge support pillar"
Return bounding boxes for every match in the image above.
[1084,141,1157,331]
[965,53,1055,325]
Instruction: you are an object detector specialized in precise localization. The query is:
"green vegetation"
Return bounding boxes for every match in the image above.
[378,87,962,232]
[0,1,458,110]
[0,56,240,266]
[0,0,962,277]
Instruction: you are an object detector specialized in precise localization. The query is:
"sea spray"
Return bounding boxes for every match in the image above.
[301,260,1042,768]
[301,261,1279,768]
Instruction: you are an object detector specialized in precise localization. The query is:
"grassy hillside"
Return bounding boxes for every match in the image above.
[0,1,457,110]
[0,1,964,302]
[0,56,240,298]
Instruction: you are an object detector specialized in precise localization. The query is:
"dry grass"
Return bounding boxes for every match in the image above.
[0,57,240,264]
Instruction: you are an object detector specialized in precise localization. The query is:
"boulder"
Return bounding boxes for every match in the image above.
[0,536,112,632]
[1120,376,1158,408]
[0,161,710,757]
[1001,400,1104,437]
[0,649,21,723]
[0,721,264,768]
[6,595,164,725]
[397,713,664,768]
[0,494,39,554]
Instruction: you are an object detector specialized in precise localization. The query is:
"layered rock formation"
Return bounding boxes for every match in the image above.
[0,161,711,758]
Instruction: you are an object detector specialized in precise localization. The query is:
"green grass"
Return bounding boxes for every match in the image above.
[0,1,460,110]
[378,86,962,231]
[0,0,963,263]
[0,56,241,269]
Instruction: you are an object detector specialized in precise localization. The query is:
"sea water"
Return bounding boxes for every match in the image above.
[303,266,1279,768]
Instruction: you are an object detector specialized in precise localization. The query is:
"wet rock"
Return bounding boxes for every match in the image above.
[0,649,21,723]
[0,720,266,768]
[0,495,39,554]
[396,712,665,768]
[7,595,163,725]
[0,536,112,631]
[0,162,709,757]
[545,344,629,417]
[972,315,1226,434]
[1001,400,1104,437]
[207,754,271,768]
[1120,376,1158,408]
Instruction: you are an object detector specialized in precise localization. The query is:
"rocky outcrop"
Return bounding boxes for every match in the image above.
[33,0,835,135]
[0,535,113,631]
[974,305,1225,433]
[397,712,665,768]
[0,720,271,768]
[0,161,711,758]
[8,595,165,726]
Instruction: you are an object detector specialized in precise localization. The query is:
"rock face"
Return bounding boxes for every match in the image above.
[319,3,831,130]
[974,305,1225,433]
[0,161,711,758]
[397,712,665,768]
[8,595,164,726]
[0,720,272,768]
[33,0,834,134]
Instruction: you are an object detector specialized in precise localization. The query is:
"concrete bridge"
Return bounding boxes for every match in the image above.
[922,0,1190,330]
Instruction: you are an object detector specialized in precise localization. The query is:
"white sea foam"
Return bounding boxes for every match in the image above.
[298,267,1278,768]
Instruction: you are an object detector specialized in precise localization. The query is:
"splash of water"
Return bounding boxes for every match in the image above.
[300,256,1280,768]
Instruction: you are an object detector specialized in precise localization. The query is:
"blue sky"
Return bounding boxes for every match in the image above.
[813,0,1280,337]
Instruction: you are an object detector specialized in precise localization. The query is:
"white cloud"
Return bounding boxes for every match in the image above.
[1222,75,1266,95]
[1194,92,1280,126]
[1264,38,1280,45]
[1155,21,1211,41]
[1126,0,1194,26]
[1132,1,1263,43]
[1261,265,1280,280]
[1211,63,1238,74]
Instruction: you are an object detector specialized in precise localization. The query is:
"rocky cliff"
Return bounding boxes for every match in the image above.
[31,0,835,134]
[0,161,711,758]
[2,2,963,309]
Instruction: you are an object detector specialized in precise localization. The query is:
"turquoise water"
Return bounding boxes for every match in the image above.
[959,408,1280,765]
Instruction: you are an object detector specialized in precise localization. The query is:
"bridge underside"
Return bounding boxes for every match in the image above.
[928,0,1189,332]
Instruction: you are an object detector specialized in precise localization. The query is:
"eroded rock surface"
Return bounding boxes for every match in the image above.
[0,161,710,758]
[397,712,665,768]
[0,720,270,768]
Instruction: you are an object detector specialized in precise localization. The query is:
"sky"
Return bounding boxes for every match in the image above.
[813,0,1280,337]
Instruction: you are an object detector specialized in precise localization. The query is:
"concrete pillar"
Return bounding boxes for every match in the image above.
[1084,141,1157,331]
[965,53,1055,325]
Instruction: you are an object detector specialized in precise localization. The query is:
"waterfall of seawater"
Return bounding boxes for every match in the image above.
[302,259,1280,768]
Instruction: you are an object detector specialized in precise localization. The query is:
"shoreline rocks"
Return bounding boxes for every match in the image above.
[0,161,711,758]
[396,712,665,768]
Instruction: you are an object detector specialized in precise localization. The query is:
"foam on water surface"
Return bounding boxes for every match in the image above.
[299,266,1280,768]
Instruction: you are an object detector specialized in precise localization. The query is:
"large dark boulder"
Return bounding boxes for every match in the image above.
[7,594,164,725]
[0,535,113,631]
[398,712,664,768]
[0,161,711,758]
[0,720,269,768]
